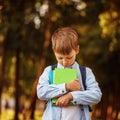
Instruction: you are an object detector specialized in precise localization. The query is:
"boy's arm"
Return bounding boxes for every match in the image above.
[56,92,73,106]
[70,67,102,105]
[66,79,81,91]
[37,66,68,101]
[55,79,82,106]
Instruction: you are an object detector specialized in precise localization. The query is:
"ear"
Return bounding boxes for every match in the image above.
[76,45,80,54]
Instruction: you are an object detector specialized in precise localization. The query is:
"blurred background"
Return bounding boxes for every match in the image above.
[0,0,120,120]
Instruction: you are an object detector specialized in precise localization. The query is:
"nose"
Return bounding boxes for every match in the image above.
[62,59,68,67]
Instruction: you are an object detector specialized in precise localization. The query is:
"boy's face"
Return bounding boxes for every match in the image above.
[54,48,79,67]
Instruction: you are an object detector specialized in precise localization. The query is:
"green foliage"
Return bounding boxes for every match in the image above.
[0,0,120,98]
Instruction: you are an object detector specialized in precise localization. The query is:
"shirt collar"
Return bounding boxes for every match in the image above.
[57,61,77,69]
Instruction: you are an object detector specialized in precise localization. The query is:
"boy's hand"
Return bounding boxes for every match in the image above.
[56,93,73,107]
[66,79,81,91]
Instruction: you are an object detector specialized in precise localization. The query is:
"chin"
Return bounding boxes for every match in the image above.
[63,65,71,68]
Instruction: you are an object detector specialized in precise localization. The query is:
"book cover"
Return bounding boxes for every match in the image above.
[54,68,77,84]
[49,70,54,84]
[52,68,77,104]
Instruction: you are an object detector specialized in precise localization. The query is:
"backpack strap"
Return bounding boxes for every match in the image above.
[79,65,92,112]
[49,64,57,84]
[79,66,86,90]
[51,64,57,70]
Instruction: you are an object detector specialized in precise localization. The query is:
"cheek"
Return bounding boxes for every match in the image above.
[70,59,75,64]
[56,58,62,63]
[67,58,75,65]
[70,56,76,63]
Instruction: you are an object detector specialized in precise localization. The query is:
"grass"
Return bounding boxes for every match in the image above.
[1,108,120,120]
[0,109,43,120]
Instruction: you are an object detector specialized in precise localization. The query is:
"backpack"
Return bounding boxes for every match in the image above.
[50,64,92,112]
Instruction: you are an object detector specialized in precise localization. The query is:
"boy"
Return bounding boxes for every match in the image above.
[37,27,102,120]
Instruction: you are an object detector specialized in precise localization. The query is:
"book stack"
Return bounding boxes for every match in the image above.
[50,68,77,104]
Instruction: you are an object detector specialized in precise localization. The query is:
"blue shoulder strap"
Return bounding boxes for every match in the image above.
[79,65,92,112]
[51,64,57,70]
[79,66,86,90]
[49,70,54,84]
[49,64,57,84]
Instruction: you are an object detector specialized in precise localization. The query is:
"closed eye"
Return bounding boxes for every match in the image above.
[67,56,73,59]
[58,57,63,60]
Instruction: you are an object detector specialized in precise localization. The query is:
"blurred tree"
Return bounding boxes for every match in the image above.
[0,28,9,115]
[0,0,120,119]
[0,0,42,119]
[29,1,53,119]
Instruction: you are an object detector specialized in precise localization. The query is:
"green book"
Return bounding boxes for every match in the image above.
[52,68,77,104]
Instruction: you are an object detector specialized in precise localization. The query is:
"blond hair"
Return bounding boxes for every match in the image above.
[51,27,79,55]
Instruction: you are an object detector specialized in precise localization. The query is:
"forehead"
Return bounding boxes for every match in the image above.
[54,49,75,57]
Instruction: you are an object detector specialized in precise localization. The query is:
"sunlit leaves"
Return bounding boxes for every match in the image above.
[99,10,120,52]
[0,34,4,42]
[109,38,118,52]
[51,11,61,22]
[99,11,118,37]
[8,57,16,81]
[34,16,41,29]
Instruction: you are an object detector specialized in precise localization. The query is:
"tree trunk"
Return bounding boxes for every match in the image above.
[114,76,120,120]
[29,77,38,120]
[29,1,52,119]
[14,48,20,120]
[0,30,9,115]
